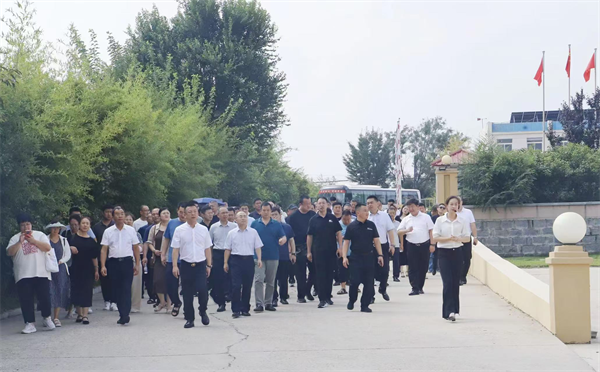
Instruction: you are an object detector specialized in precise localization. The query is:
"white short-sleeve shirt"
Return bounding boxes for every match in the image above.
[171,222,212,263]
[6,231,52,282]
[225,227,263,256]
[368,211,396,244]
[101,225,140,259]
[457,208,476,235]
[433,214,470,248]
[210,221,238,250]
[397,212,434,244]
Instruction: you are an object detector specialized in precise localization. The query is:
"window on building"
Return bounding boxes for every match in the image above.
[497,138,512,152]
[527,137,543,150]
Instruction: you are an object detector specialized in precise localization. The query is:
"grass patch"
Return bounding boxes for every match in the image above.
[504,254,600,268]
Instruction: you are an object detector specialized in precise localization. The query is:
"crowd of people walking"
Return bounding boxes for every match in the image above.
[5,194,478,333]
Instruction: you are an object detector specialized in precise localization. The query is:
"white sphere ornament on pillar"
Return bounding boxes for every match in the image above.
[552,212,587,245]
[441,155,452,165]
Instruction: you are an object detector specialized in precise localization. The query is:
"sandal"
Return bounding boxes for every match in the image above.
[171,305,181,317]
[82,317,89,325]
[53,318,62,327]
[76,315,83,323]
[337,288,348,295]
[154,304,166,313]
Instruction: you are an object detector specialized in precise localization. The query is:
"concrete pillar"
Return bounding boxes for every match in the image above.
[434,168,459,205]
[545,245,593,344]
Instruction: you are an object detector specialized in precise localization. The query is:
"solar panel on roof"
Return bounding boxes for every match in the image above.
[509,110,561,123]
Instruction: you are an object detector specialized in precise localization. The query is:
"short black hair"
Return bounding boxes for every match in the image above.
[68,214,82,224]
[228,207,235,212]
[272,206,281,214]
[253,198,262,203]
[418,202,426,207]
[112,206,124,216]
[298,195,310,204]
[178,201,188,210]
[240,202,249,208]
[329,196,337,202]
[332,202,342,208]
[16,213,32,225]
[351,199,358,203]
[125,211,135,220]
[342,210,352,217]
[260,202,272,210]
[355,203,367,212]
[200,204,212,213]
[366,195,379,202]
[69,206,82,215]
[405,198,419,207]
[387,199,395,204]
[317,196,328,203]
[101,204,114,212]
[159,207,169,215]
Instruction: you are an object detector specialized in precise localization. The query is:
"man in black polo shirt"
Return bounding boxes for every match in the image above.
[307,197,342,309]
[342,203,384,313]
[285,196,316,303]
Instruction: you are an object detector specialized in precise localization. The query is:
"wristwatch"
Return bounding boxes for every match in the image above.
[290,252,296,256]
[378,254,383,257]
[207,265,212,269]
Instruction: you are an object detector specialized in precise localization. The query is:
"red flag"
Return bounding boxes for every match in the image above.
[566,50,571,78]
[534,57,543,86]
[584,53,595,82]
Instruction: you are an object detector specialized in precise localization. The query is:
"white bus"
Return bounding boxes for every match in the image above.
[318,184,421,205]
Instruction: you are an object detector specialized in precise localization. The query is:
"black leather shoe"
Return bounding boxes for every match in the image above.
[184,320,194,329]
[281,299,289,305]
[317,301,327,308]
[297,298,306,303]
[232,312,240,319]
[254,306,264,312]
[409,290,419,296]
[393,277,400,282]
[200,312,210,326]
[361,307,373,313]
[241,312,251,317]
[306,293,315,301]
[265,305,276,311]
[419,290,424,295]
[272,301,278,308]
[224,295,231,303]
[382,292,390,301]
[432,270,437,276]
[326,299,334,306]
[347,302,354,310]
[370,297,375,304]
[217,304,226,312]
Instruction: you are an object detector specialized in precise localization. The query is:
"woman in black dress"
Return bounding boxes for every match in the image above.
[69,216,99,324]
[147,207,171,312]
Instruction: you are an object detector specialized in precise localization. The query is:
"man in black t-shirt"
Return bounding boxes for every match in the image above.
[307,197,343,309]
[285,196,316,302]
[342,203,384,313]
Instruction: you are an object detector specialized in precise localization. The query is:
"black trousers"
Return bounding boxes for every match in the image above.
[165,262,182,306]
[99,269,112,303]
[461,241,473,281]
[348,254,375,309]
[180,261,208,322]
[374,243,390,293]
[230,255,254,313]
[17,277,51,324]
[314,250,336,302]
[407,241,430,291]
[144,263,155,300]
[307,257,317,294]
[273,260,291,302]
[393,247,401,278]
[337,256,349,283]
[107,257,134,321]
[294,250,308,300]
[210,250,227,306]
[439,248,461,318]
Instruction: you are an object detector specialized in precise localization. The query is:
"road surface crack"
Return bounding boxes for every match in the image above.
[211,312,249,370]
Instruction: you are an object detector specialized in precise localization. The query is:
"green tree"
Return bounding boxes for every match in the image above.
[405,117,467,198]
[548,89,600,149]
[343,128,394,187]
[124,0,287,146]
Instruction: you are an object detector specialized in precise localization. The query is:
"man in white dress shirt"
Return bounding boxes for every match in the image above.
[224,211,263,318]
[457,197,478,285]
[133,205,150,232]
[100,206,141,325]
[209,207,237,313]
[366,195,396,302]
[397,199,434,296]
[172,201,213,329]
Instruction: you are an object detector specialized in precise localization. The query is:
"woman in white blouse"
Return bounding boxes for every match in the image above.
[432,196,471,321]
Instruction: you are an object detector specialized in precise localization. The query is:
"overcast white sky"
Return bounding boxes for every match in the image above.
[2,0,598,179]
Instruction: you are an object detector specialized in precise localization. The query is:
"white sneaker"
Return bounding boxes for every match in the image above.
[130,309,140,313]
[110,303,118,311]
[21,323,37,334]
[43,317,56,330]
[88,308,93,314]
[103,301,110,311]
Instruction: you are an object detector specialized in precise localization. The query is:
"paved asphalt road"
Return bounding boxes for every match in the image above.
[0,270,594,371]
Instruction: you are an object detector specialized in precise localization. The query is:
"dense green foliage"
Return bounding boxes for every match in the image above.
[0,1,314,303]
[459,140,600,207]
[547,89,600,149]
[343,129,394,187]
